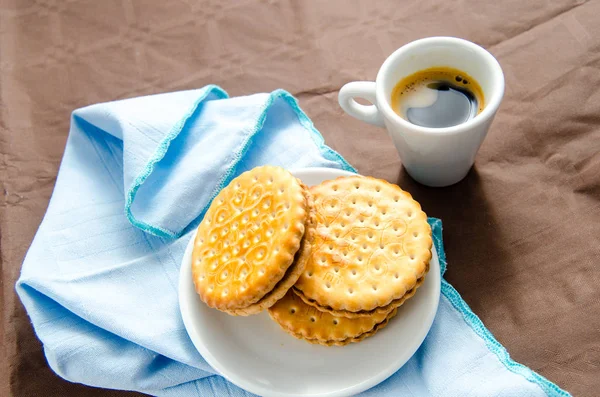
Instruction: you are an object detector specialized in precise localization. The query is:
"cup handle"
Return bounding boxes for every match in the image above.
[338,81,385,127]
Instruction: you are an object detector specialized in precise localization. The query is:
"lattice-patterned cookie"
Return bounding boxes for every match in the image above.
[192,166,310,313]
[293,176,432,315]
[225,192,316,316]
[268,290,397,346]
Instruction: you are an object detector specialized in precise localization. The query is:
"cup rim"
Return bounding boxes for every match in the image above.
[375,36,505,135]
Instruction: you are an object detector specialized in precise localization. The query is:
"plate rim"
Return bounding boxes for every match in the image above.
[179,167,441,397]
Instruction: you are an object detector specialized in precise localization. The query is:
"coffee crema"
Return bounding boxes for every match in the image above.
[391,67,484,128]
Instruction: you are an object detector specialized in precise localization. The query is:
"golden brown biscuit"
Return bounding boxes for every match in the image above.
[294,176,432,315]
[192,166,309,313]
[268,290,397,346]
[225,193,316,316]
[292,267,427,318]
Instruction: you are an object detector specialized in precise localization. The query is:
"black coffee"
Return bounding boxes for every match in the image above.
[391,67,484,128]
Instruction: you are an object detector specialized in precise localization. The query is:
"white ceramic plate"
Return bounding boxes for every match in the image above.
[179,168,441,397]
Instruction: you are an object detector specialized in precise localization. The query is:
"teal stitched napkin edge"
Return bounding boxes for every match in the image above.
[125,85,356,240]
[429,218,569,396]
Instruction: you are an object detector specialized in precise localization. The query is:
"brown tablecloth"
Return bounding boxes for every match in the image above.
[2,1,599,396]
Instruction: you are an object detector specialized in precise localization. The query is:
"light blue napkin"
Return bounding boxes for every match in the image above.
[16,86,569,397]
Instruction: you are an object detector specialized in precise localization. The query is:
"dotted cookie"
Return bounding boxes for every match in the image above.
[192,166,310,314]
[268,290,397,346]
[293,176,432,316]
[293,264,428,318]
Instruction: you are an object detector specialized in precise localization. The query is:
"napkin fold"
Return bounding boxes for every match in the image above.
[16,86,569,396]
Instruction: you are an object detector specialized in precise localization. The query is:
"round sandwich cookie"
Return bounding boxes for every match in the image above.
[192,166,313,315]
[268,290,397,346]
[293,176,432,318]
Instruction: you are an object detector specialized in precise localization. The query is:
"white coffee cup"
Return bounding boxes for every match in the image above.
[339,37,504,187]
